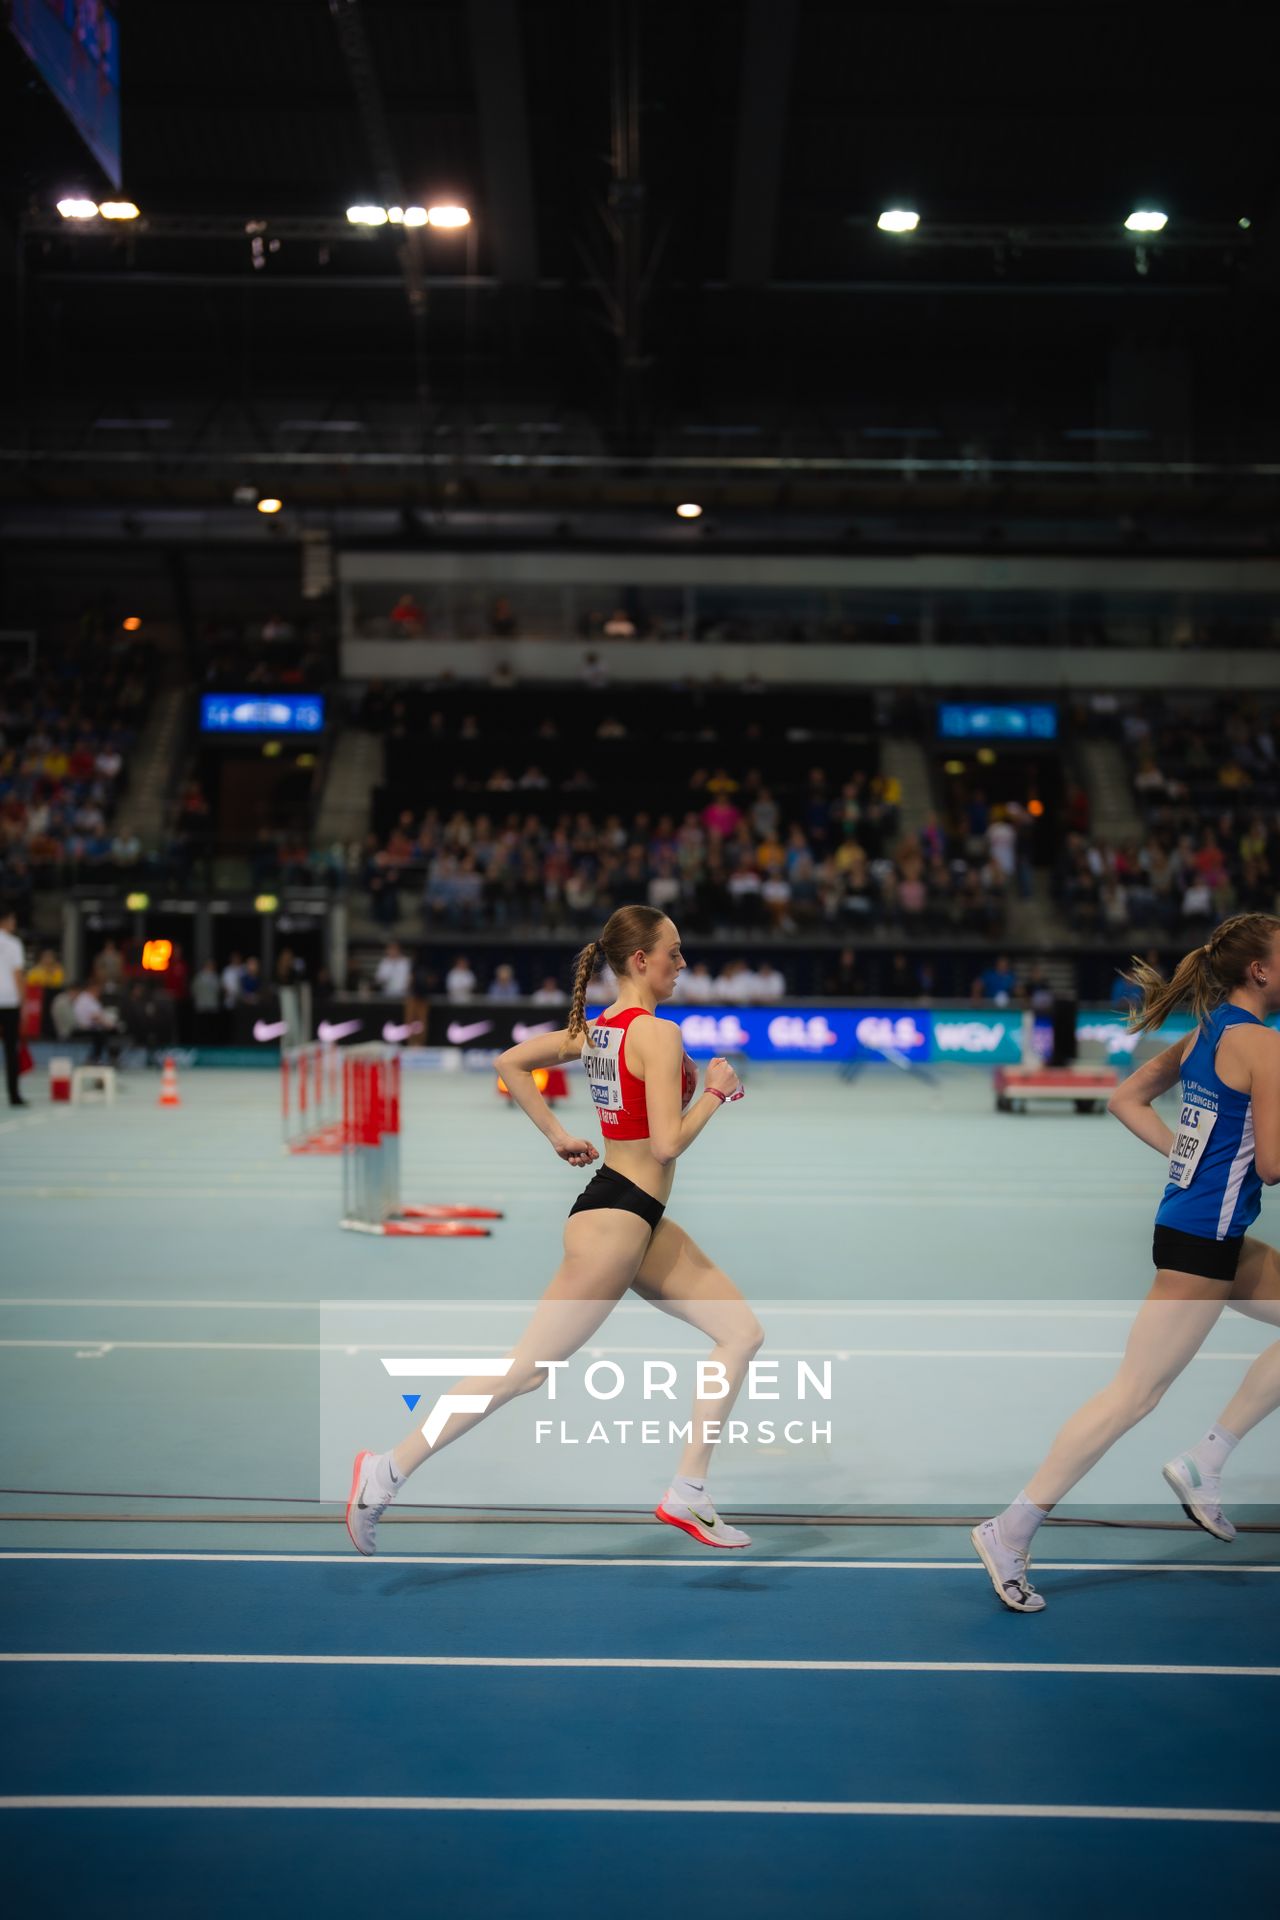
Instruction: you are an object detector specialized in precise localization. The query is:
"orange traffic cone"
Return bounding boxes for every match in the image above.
[158,1054,182,1109]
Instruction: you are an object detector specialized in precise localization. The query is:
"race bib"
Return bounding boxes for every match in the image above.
[583,1025,624,1111]
[1167,1102,1218,1188]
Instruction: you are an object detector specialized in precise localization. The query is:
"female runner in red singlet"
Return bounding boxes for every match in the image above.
[346,904,762,1554]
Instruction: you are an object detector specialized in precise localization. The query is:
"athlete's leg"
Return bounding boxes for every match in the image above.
[972,1267,1229,1609]
[1022,1269,1226,1510]
[389,1210,653,1477]
[631,1216,765,1481]
[1210,1235,1280,1440]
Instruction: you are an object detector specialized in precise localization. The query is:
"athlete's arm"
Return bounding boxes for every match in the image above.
[639,1019,736,1167]
[1243,1028,1280,1184]
[495,1029,598,1167]
[498,1027,584,1074]
[1106,1035,1189,1156]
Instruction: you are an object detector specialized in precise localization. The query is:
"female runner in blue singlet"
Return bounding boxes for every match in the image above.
[973,912,1280,1611]
[346,904,761,1555]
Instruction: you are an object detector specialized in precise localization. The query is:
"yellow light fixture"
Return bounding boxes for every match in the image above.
[425,204,471,229]
[125,891,150,911]
[257,497,283,515]
[99,201,140,221]
[675,502,703,519]
[122,616,142,632]
[56,198,99,220]
[255,893,279,913]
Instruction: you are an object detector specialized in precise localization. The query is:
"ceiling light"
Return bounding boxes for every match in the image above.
[122,617,142,632]
[99,201,139,220]
[1238,216,1252,230]
[257,498,283,515]
[1124,210,1167,233]
[425,205,471,229]
[675,502,703,519]
[877,209,920,234]
[387,207,405,223]
[402,206,429,227]
[346,205,388,226]
[56,198,99,220]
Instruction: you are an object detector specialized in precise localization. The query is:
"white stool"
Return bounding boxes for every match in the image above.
[71,1065,117,1105]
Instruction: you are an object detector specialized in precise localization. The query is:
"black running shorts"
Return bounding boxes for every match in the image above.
[1152,1223,1243,1284]
[569,1165,666,1232]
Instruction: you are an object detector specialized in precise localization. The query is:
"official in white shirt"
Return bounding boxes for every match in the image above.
[0,904,26,1106]
[374,943,412,998]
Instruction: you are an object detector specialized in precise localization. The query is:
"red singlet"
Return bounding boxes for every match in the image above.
[582,1007,653,1140]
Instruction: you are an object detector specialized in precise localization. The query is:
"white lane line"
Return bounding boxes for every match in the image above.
[0,1187,1134,1208]
[0,1338,1265,1359]
[0,1302,1155,1319]
[2,1653,1277,1676]
[0,1796,1274,1823]
[2,1551,1277,1573]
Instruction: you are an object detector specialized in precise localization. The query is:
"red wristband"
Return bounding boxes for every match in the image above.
[708,1087,728,1104]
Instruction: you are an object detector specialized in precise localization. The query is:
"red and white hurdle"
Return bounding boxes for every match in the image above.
[282,1042,345,1154]
[340,1044,503,1237]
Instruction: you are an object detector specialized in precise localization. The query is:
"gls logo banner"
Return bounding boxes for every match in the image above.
[677,1013,750,1051]
[854,1015,927,1055]
[768,1015,838,1052]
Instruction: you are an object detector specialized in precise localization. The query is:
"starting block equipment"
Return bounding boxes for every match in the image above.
[994,1063,1119,1114]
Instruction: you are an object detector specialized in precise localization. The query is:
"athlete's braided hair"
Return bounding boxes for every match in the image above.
[1123,912,1280,1035]
[562,903,669,1052]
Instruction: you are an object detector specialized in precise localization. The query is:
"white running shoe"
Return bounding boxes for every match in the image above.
[970,1518,1047,1613]
[1162,1455,1237,1543]
[655,1488,751,1550]
[345,1449,396,1556]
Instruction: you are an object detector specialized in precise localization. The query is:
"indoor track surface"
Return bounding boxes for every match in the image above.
[2,1062,1277,1915]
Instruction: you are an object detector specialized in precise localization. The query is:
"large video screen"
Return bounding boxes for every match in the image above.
[938,702,1058,742]
[200,695,326,736]
[9,0,121,186]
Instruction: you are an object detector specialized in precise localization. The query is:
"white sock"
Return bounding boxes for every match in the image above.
[995,1491,1049,1554]
[1187,1426,1239,1477]
[672,1474,708,1504]
[372,1452,403,1496]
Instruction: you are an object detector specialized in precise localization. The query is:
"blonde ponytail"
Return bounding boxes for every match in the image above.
[563,940,600,1051]
[1124,946,1216,1035]
[1125,911,1280,1034]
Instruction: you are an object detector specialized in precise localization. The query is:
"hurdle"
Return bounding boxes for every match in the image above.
[282,1042,344,1154]
[340,1043,503,1237]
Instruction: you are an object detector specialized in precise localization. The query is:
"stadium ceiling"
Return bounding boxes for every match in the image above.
[2,0,1279,539]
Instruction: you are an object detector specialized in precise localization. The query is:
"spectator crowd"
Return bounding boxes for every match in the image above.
[358,768,1016,941]
[0,634,152,906]
[1057,700,1280,936]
